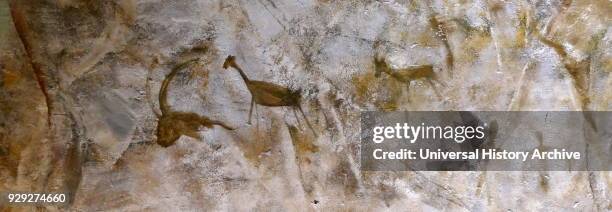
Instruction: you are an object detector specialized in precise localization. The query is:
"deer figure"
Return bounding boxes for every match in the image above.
[222,55,316,136]
[374,56,443,99]
[154,58,234,147]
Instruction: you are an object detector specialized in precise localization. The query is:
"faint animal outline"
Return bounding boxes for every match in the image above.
[373,55,444,100]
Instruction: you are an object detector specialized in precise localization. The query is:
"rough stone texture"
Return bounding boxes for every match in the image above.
[0,0,610,211]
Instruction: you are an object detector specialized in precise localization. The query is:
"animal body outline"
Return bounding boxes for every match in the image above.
[222,55,316,136]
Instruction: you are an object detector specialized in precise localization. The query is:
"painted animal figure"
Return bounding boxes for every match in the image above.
[222,55,316,135]
[155,59,234,147]
[374,57,443,98]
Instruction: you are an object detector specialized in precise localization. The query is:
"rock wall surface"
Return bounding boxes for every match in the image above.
[0,0,610,211]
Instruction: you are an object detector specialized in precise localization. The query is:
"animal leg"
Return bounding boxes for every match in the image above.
[405,82,411,102]
[297,105,317,137]
[254,103,259,131]
[248,97,254,125]
[210,120,235,130]
[293,107,303,127]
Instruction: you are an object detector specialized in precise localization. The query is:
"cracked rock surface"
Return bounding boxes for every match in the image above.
[0,0,610,211]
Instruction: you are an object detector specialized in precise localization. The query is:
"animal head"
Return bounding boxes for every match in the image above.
[373,57,387,78]
[223,55,236,69]
[156,116,181,147]
[282,88,302,104]
[291,88,303,98]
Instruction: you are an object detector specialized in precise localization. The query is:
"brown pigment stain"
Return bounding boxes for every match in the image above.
[379,182,402,207]
[62,117,83,204]
[351,69,402,111]
[567,173,587,196]
[489,1,505,14]
[352,71,377,104]
[539,174,550,193]
[475,172,486,196]
[288,125,319,157]
[238,129,275,166]
[9,3,53,126]
[451,16,490,36]
[1,67,20,87]
[515,10,528,48]
[287,125,319,196]
[415,31,438,47]
[458,33,492,64]
[603,57,612,72]
[328,159,359,196]
[528,2,602,109]
[535,131,550,193]
[535,28,592,109]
